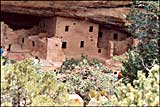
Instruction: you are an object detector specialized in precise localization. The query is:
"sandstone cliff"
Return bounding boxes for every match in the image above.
[1,1,132,32]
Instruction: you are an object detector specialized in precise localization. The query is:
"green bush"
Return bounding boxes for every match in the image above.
[87,64,160,106]
[55,56,113,105]
[111,64,159,106]
[1,58,70,106]
[122,1,160,83]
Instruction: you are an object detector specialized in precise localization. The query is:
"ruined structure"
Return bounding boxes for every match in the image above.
[1,1,133,69]
[1,13,132,61]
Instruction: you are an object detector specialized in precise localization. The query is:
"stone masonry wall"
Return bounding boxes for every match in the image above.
[97,27,128,49]
[38,17,56,37]
[55,16,100,59]
[1,22,19,48]
[1,15,133,63]
[113,37,133,55]
[46,38,65,62]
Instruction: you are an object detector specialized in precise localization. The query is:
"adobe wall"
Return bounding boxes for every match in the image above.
[1,18,51,60]
[55,16,100,59]
[1,22,5,45]
[10,17,57,59]
[1,22,30,56]
[113,37,133,55]
[1,22,32,60]
[46,38,65,62]
[97,27,130,58]
[1,22,19,47]
[1,15,133,63]
[97,27,128,49]
[38,17,56,37]
[32,39,48,59]
[18,33,48,59]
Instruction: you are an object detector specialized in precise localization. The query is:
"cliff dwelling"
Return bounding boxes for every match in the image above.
[1,11,133,67]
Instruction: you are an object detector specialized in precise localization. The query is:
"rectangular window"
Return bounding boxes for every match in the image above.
[80,41,84,48]
[22,38,24,43]
[113,33,118,40]
[98,49,101,53]
[89,26,93,32]
[65,26,69,32]
[32,41,35,47]
[62,42,67,49]
[98,32,103,38]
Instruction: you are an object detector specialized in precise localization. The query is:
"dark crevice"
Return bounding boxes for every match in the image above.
[82,4,132,9]
[1,12,48,30]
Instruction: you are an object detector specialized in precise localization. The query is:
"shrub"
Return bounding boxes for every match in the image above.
[55,56,113,105]
[123,1,160,83]
[1,58,70,106]
[87,64,160,106]
[111,64,159,106]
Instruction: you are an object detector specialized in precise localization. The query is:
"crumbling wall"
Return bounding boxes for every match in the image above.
[19,33,48,59]
[1,14,133,63]
[1,20,49,60]
[113,37,133,55]
[1,22,19,48]
[1,22,32,60]
[31,39,48,59]
[38,17,56,37]
[1,22,6,45]
[97,28,128,49]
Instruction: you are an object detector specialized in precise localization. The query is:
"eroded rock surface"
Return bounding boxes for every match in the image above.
[1,1,131,31]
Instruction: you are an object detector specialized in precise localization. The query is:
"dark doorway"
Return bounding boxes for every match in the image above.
[113,33,118,40]
[98,49,101,53]
[8,44,11,51]
[98,32,103,38]
[22,38,24,43]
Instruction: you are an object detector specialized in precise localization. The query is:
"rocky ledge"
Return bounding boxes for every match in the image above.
[1,1,132,32]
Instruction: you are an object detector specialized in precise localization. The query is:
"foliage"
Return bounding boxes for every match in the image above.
[87,89,113,106]
[88,64,160,106]
[122,1,160,83]
[1,58,72,106]
[55,56,113,105]
[111,64,159,106]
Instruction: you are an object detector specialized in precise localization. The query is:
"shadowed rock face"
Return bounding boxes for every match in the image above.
[1,1,132,32]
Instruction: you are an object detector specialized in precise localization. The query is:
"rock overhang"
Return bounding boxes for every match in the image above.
[1,1,132,33]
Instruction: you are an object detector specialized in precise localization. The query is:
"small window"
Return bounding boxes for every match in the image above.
[98,32,103,38]
[89,26,93,32]
[80,41,84,48]
[32,41,35,47]
[113,33,118,40]
[98,49,101,53]
[73,23,76,25]
[62,42,67,49]
[8,44,11,51]
[65,26,69,32]
[22,38,24,43]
